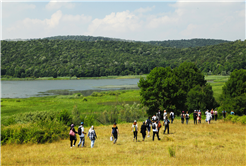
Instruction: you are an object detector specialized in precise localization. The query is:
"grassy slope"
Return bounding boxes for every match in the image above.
[1,121,245,165]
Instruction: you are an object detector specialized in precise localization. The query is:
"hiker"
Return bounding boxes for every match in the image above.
[193,110,197,124]
[185,111,190,124]
[170,111,174,123]
[163,110,167,121]
[163,116,170,134]
[211,109,214,120]
[78,122,86,147]
[157,110,161,121]
[146,117,152,137]
[206,110,212,124]
[181,111,185,124]
[152,115,157,121]
[87,126,97,148]
[111,122,119,144]
[140,121,147,141]
[132,120,138,142]
[198,110,202,123]
[230,110,235,115]
[152,119,160,141]
[69,124,77,148]
[214,109,218,121]
[157,119,162,135]
[222,110,226,119]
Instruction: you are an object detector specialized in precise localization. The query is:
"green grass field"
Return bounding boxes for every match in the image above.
[1,75,227,120]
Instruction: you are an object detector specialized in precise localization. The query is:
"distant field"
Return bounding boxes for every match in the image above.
[1,121,245,165]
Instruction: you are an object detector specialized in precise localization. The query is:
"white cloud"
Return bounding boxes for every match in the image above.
[62,14,92,23]
[2,3,36,18]
[45,0,75,10]
[134,6,155,13]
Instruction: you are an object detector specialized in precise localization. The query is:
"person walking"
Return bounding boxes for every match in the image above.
[170,111,175,123]
[78,122,86,147]
[111,122,119,144]
[185,111,190,124]
[206,110,212,124]
[132,120,138,142]
[214,109,218,121]
[87,126,97,148]
[152,120,160,141]
[222,110,226,119]
[157,110,161,121]
[181,111,185,124]
[198,110,202,123]
[211,109,214,120]
[163,110,167,121]
[69,124,77,148]
[230,110,235,115]
[146,117,152,137]
[193,110,198,124]
[140,121,147,141]
[163,116,170,134]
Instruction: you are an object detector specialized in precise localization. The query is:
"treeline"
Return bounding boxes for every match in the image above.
[1,39,246,78]
[44,35,230,48]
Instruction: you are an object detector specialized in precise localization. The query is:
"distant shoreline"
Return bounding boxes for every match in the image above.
[1,75,147,81]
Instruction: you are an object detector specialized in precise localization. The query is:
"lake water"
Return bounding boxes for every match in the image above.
[1,79,140,98]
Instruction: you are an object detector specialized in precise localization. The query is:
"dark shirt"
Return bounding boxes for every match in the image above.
[193,112,197,119]
[112,126,118,135]
[140,124,147,134]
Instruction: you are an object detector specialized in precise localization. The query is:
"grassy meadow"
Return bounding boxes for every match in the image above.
[2,75,240,165]
[1,120,245,165]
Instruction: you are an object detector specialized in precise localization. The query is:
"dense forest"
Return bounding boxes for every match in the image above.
[44,35,230,48]
[1,38,245,78]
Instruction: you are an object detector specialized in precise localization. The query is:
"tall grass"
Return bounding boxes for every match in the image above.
[1,120,245,165]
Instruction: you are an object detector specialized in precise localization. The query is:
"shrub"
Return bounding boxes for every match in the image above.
[57,110,72,126]
[16,99,21,102]
[168,146,175,157]
[84,115,94,127]
[71,105,81,126]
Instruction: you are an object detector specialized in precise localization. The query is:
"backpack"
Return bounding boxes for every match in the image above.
[186,114,189,119]
[152,123,156,130]
[164,119,168,126]
[78,127,82,135]
[158,121,162,128]
[181,114,184,118]
[133,125,137,132]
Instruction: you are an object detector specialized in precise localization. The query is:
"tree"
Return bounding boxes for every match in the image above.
[220,69,246,115]
[138,62,212,116]
[138,67,185,115]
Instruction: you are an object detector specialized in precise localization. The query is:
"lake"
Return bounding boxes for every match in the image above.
[1,79,140,98]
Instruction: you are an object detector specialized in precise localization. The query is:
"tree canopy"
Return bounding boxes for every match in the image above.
[138,62,217,115]
[1,39,245,78]
[220,69,246,115]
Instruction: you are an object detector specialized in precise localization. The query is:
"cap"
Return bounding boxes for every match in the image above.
[81,122,84,125]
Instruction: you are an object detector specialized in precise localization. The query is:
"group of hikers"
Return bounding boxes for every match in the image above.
[69,109,232,148]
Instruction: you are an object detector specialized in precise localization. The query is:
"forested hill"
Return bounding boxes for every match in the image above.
[1,39,245,78]
[44,35,230,48]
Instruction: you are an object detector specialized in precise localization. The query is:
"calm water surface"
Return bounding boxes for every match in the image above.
[1,79,140,98]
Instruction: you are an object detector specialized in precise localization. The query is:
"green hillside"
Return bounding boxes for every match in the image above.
[1,39,245,78]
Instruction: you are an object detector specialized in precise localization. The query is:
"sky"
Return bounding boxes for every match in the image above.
[1,0,245,41]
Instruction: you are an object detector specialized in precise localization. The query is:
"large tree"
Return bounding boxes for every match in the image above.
[220,69,246,115]
[138,62,217,115]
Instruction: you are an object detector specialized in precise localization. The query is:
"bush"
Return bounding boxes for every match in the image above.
[168,146,175,157]
[224,115,246,124]
[57,110,72,126]
[1,120,69,145]
[91,92,103,97]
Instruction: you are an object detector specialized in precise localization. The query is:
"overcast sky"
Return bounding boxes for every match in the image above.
[1,0,245,41]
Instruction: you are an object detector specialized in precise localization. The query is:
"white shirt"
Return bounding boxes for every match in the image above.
[206,112,212,121]
[79,126,84,137]
[132,124,138,132]
[163,112,167,120]
[152,123,158,132]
